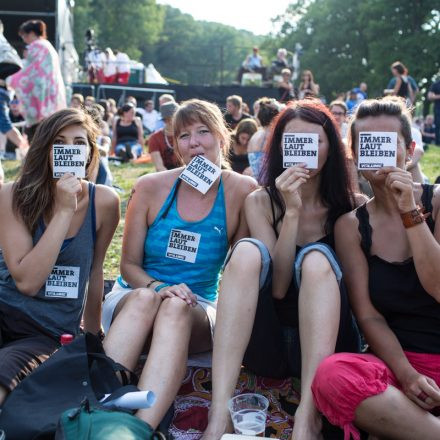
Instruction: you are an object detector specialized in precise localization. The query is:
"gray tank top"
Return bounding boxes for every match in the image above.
[0,183,96,337]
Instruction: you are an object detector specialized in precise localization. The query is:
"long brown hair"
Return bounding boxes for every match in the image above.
[12,108,100,233]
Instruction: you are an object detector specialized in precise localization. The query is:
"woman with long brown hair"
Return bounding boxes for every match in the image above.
[0,108,119,405]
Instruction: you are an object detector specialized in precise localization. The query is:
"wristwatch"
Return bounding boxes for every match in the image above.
[400,206,428,228]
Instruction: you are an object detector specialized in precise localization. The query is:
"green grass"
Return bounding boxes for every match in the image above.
[421,145,440,183]
[2,147,439,279]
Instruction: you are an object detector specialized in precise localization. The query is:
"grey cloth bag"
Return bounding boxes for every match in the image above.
[0,33,22,79]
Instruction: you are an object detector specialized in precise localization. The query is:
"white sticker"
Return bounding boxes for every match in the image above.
[179,155,222,194]
[166,229,201,264]
[53,144,87,178]
[283,133,319,169]
[45,266,80,298]
[357,132,397,170]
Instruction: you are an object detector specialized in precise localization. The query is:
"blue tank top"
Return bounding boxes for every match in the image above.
[123,178,228,301]
[0,183,96,337]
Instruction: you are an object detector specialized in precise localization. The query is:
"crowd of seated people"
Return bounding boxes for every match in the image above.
[1,40,440,440]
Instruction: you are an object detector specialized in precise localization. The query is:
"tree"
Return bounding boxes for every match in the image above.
[269,0,440,99]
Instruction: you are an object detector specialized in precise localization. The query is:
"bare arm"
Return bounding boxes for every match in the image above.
[0,176,82,295]
[150,151,167,172]
[120,177,156,288]
[245,166,309,299]
[379,168,440,299]
[82,186,120,333]
[136,118,144,146]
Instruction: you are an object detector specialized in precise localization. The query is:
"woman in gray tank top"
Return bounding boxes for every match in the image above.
[0,108,119,404]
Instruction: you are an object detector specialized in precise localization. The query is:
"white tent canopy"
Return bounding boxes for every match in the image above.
[145,63,168,85]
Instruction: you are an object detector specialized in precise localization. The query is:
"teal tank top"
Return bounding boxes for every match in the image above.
[145,177,228,301]
[119,177,228,302]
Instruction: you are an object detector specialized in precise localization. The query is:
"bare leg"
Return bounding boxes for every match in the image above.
[355,385,440,440]
[103,288,162,370]
[136,297,212,428]
[202,242,262,440]
[0,385,8,405]
[292,251,340,440]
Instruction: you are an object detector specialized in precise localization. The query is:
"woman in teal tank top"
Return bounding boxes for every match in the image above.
[103,99,257,429]
[0,109,119,405]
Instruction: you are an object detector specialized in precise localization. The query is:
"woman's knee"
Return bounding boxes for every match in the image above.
[121,288,161,316]
[225,240,262,276]
[301,250,334,281]
[158,296,191,322]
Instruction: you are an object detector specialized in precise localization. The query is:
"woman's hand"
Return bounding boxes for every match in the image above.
[376,167,417,213]
[400,368,440,410]
[54,174,82,214]
[275,164,309,214]
[156,282,198,307]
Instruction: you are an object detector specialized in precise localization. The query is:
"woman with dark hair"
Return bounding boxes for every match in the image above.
[102,99,256,430]
[247,97,282,182]
[384,61,415,104]
[111,102,144,161]
[8,20,66,142]
[203,99,361,440]
[229,118,258,174]
[0,108,119,405]
[312,97,440,439]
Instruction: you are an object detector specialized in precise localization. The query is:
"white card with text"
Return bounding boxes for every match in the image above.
[166,229,201,264]
[179,155,221,194]
[283,133,319,169]
[53,144,87,178]
[357,132,397,170]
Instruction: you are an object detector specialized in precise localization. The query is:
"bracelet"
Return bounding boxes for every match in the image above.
[146,279,158,288]
[154,283,170,293]
[400,206,428,229]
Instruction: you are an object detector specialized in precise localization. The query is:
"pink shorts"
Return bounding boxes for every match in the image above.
[311,351,440,440]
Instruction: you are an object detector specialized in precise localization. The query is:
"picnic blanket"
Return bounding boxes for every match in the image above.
[166,367,347,440]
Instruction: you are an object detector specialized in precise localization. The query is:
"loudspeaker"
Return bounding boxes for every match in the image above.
[0,0,57,56]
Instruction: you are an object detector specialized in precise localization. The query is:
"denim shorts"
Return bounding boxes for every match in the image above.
[225,238,343,291]
[115,140,143,157]
[223,238,360,378]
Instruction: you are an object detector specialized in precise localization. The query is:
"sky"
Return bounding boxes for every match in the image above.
[156,0,291,35]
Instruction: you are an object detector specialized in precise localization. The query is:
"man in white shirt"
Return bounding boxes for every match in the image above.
[136,99,159,135]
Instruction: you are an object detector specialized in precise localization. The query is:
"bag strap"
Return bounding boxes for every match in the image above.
[89,352,138,385]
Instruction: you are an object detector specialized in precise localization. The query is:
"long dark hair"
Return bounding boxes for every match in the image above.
[261,99,355,234]
[13,108,100,233]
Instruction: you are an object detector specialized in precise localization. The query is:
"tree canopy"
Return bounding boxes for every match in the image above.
[266,0,440,99]
[73,0,440,96]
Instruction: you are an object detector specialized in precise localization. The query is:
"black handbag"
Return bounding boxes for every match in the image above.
[0,333,138,440]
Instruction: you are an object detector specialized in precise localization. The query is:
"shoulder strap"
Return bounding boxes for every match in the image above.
[421,184,435,232]
[161,178,181,220]
[88,183,97,245]
[355,203,372,256]
[264,187,279,238]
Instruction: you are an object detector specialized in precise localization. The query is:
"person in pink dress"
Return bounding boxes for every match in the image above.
[8,20,66,142]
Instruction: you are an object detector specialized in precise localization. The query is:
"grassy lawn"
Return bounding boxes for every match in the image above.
[2,146,440,279]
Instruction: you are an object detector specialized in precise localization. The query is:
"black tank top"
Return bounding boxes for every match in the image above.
[356,184,440,353]
[396,76,409,99]
[266,188,333,326]
[116,119,138,143]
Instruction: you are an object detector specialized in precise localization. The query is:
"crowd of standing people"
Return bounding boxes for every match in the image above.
[1,16,440,440]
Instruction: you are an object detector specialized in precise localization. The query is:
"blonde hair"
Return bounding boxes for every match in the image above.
[173,99,231,168]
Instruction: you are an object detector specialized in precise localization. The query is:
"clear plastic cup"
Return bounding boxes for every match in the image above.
[227,393,269,437]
